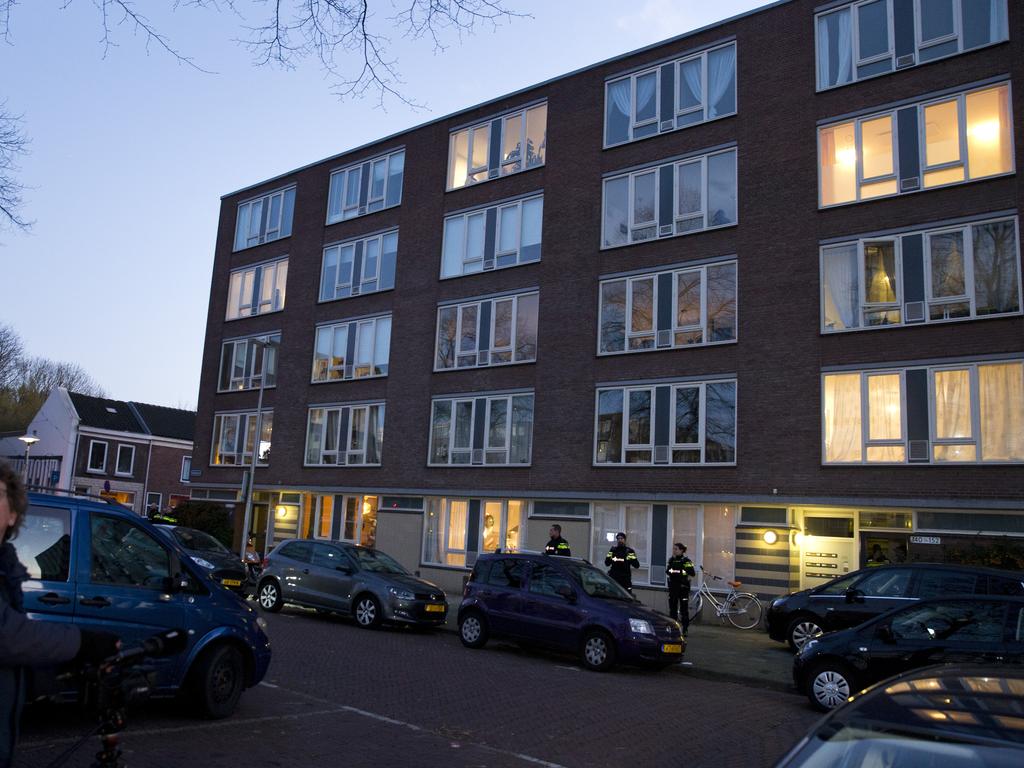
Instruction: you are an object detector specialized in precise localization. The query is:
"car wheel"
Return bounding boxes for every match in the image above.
[580,630,616,672]
[191,644,245,719]
[353,594,382,629]
[459,612,488,649]
[806,661,856,712]
[787,616,824,651]
[257,579,283,612]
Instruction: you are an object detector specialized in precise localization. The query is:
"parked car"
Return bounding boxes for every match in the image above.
[777,664,1024,766]
[766,563,1024,651]
[458,552,684,672]
[17,491,271,718]
[155,524,249,596]
[256,539,448,628]
[793,595,1024,711]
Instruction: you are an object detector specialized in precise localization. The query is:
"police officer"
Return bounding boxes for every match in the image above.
[544,524,571,556]
[666,542,696,634]
[605,532,639,593]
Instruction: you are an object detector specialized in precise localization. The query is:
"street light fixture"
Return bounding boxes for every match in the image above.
[239,338,278,563]
[18,430,40,484]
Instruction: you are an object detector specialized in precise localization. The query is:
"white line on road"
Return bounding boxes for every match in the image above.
[554,665,580,672]
[258,681,279,688]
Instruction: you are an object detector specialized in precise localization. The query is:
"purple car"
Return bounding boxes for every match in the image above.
[458,552,684,671]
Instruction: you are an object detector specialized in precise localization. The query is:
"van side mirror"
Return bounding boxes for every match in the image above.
[555,585,577,603]
[845,588,865,604]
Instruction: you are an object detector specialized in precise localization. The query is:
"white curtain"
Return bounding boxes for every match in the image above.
[825,374,862,462]
[635,74,657,121]
[707,45,735,118]
[609,79,631,119]
[868,374,902,440]
[823,244,859,330]
[818,10,852,87]
[991,0,1008,40]
[681,58,702,110]
[980,363,1024,460]
[934,370,973,439]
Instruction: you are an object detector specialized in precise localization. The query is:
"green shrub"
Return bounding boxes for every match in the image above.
[166,500,234,549]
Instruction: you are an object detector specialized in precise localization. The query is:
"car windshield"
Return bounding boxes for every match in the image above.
[562,563,634,601]
[783,723,1022,767]
[173,528,230,555]
[350,548,407,574]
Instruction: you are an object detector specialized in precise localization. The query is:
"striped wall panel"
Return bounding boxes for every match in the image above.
[734,528,800,598]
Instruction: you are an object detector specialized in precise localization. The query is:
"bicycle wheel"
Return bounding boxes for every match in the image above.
[687,591,703,622]
[725,593,763,629]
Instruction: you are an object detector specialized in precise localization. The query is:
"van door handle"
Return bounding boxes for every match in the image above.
[39,593,71,606]
[79,596,112,608]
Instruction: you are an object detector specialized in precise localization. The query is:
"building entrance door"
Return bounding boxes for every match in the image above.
[798,511,857,591]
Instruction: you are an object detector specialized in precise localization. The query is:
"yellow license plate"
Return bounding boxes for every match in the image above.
[425,604,445,613]
[662,643,682,654]
[222,579,242,587]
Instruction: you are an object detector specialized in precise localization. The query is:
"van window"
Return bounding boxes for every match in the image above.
[90,516,170,588]
[528,562,573,597]
[485,558,527,589]
[916,570,978,599]
[16,505,72,582]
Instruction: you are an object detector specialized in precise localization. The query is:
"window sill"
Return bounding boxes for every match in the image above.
[231,234,291,254]
[225,308,285,322]
[310,374,388,385]
[325,201,401,227]
[216,385,278,394]
[317,286,395,305]
[600,221,738,252]
[597,338,737,356]
[86,468,106,475]
[433,359,537,373]
[439,257,541,282]
[592,462,737,468]
[818,170,1016,211]
[445,163,544,194]
[603,110,737,150]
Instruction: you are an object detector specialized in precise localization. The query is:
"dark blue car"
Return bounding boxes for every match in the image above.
[15,491,271,718]
[458,552,684,671]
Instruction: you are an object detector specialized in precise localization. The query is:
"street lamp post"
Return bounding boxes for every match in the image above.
[18,430,40,484]
[239,339,277,562]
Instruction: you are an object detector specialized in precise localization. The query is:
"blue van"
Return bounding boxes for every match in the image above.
[15,491,271,718]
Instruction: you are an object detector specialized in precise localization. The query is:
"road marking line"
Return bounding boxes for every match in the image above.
[258,681,279,688]
[554,665,580,672]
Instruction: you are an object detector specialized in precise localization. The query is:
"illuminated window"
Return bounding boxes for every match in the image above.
[447,104,546,190]
[311,315,391,382]
[211,411,272,466]
[421,498,525,567]
[234,186,295,251]
[218,333,280,392]
[226,258,288,320]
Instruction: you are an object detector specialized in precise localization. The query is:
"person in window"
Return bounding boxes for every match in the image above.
[605,532,639,594]
[482,514,499,553]
[866,544,891,567]
[666,543,696,635]
[0,463,120,768]
[544,524,571,557]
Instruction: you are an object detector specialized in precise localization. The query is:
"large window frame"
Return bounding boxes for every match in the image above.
[320,229,398,302]
[435,291,539,371]
[211,411,273,467]
[234,185,296,251]
[604,41,737,147]
[180,456,192,483]
[447,103,547,191]
[326,149,405,225]
[87,440,108,473]
[421,498,526,568]
[115,445,135,477]
[304,403,385,467]
[218,332,280,392]
[590,503,653,584]
[312,315,392,383]
[441,194,543,278]
[226,258,288,320]
[428,392,534,467]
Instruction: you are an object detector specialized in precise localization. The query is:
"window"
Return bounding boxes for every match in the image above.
[603,148,737,248]
[87,440,107,473]
[818,83,1012,207]
[805,517,855,538]
[890,601,1007,642]
[320,230,398,302]
[326,149,405,224]
[211,411,273,466]
[483,558,528,588]
[816,1,1008,90]
[441,195,543,278]
[14,505,71,581]
[305,403,385,466]
[311,543,349,570]
[435,291,538,370]
[226,258,288,320]
[279,541,312,562]
[429,393,534,466]
[528,562,574,597]
[180,456,191,483]
[115,445,135,476]
[313,495,378,546]
[234,186,296,251]
[591,503,651,584]
[218,333,280,391]
[312,315,391,382]
[145,492,162,512]
[822,360,1024,464]
[599,261,736,353]
[448,103,546,190]
[595,379,736,465]
[605,42,736,146]
[821,217,1021,332]
[90,516,170,588]
[422,498,526,567]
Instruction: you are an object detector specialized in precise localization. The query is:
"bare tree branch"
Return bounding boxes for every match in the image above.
[0,104,31,232]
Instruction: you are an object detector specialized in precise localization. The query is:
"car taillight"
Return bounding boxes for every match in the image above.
[462,581,471,597]
[262,556,270,568]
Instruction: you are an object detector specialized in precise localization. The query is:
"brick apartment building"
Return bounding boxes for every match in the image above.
[191,0,1022,607]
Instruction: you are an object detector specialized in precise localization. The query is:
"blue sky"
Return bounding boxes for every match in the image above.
[0,0,770,409]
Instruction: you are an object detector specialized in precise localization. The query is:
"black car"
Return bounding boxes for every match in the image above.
[766,563,1024,651]
[777,664,1024,766]
[793,595,1024,711]
[155,524,249,595]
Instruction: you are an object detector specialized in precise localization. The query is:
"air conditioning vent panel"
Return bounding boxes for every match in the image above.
[909,440,930,462]
[905,301,925,323]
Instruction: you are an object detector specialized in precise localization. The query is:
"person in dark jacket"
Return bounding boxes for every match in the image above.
[544,525,571,557]
[666,543,696,634]
[605,532,639,593]
[0,463,119,768]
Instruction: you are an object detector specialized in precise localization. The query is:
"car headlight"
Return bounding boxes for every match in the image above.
[629,618,654,635]
[770,598,786,610]
[388,586,415,601]
[190,556,216,570]
[799,639,819,655]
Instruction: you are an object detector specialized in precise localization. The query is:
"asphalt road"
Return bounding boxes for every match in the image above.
[17,606,820,767]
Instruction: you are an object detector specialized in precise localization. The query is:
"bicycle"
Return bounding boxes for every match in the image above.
[687,567,763,630]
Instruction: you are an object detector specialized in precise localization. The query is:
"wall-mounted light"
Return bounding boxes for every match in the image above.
[276,505,288,519]
[763,530,778,545]
[793,531,805,547]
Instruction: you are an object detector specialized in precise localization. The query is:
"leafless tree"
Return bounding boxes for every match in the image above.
[0,324,24,389]
[0,105,29,232]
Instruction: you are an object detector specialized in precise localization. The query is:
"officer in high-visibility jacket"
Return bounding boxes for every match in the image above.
[605,532,640,593]
[666,543,696,634]
[544,524,571,556]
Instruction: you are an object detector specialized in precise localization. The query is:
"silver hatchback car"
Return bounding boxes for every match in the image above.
[256,539,449,628]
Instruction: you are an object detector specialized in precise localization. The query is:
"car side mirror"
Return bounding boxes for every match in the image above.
[555,585,577,603]
[876,623,895,644]
[845,588,866,604]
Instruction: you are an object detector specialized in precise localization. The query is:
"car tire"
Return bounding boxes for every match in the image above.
[191,644,245,719]
[787,616,824,652]
[353,594,382,629]
[257,579,283,612]
[458,611,488,649]
[580,629,616,672]
[806,661,857,712]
